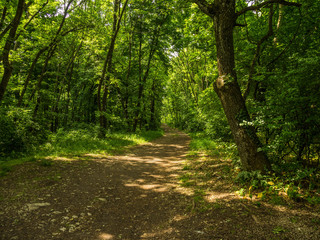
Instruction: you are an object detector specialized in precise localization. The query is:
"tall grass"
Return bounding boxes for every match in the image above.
[43,128,163,156]
[0,128,163,175]
[189,132,238,159]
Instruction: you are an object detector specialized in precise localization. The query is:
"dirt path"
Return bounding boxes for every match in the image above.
[1,126,320,239]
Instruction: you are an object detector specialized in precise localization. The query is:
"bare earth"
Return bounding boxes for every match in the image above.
[1,126,320,240]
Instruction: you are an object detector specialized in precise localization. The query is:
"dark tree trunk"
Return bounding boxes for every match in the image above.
[149,78,156,130]
[213,0,269,172]
[32,44,57,118]
[193,0,270,172]
[132,16,165,132]
[0,0,25,102]
[98,29,117,130]
[17,47,48,106]
[122,26,133,130]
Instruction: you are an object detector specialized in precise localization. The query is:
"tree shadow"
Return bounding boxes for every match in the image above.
[0,128,319,240]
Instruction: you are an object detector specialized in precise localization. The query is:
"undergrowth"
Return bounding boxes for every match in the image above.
[0,127,163,176]
[183,132,320,208]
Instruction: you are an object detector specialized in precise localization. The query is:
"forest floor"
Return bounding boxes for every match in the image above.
[1,126,320,240]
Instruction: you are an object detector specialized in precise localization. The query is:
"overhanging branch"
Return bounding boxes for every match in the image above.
[192,0,216,18]
[236,0,301,17]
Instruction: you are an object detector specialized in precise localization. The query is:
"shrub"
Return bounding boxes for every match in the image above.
[0,107,49,159]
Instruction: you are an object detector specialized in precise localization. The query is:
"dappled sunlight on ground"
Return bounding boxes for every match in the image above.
[98,233,114,240]
[1,127,319,239]
[205,192,238,201]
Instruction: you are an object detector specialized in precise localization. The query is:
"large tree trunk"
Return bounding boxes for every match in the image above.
[212,0,270,171]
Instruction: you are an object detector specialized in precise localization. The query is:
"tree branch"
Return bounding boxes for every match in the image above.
[0,5,8,30]
[236,0,301,17]
[266,8,302,67]
[192,0,216,18]
[0,22,12,41]
[15,0,49,40]
[24,0,49,30]
[244,5,274,100]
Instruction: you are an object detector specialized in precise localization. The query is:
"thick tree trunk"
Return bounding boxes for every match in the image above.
[212,0,270,171]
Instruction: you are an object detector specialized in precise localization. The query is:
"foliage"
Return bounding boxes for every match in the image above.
[235,165,320,205]
[187,132,320,205]
[0,126,163,176]
[189,132,237,159]
[43,126,163,156]
[0,107,48,158]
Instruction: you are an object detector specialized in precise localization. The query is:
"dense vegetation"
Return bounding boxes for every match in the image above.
[0,1,319,200]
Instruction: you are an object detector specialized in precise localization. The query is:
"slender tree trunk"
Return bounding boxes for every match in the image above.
[0,0,25,102]
[28,0,73,113]
[97,0,129,131]
[212,0,270,171]
[123,25,133,130]
[244,5,274,100]
[132,17,164,131]
[32,44,57,118]
[51,63,61,132]
[274,4,283,44]
[17,47,48,106]
[133,31,143,132]
[64,60,75,127]
[29,44,56,101]
[149,78,156,130]
[98,34,116,130]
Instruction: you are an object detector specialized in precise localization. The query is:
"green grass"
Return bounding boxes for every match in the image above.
[0,128,163,176]
[187,133,320,207]
[45,129,163,155]
[189,132,237,159]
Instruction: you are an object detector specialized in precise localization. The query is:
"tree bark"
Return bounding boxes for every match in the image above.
[149,78,157,130]
[0,0,25,103]
[194,0,270,171]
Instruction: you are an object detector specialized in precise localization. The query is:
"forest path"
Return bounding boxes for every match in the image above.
[1,126,320,239]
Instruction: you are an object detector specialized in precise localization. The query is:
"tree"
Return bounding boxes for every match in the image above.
[191,0,301,171]
[97,0,129,131]
[0,0,25,102]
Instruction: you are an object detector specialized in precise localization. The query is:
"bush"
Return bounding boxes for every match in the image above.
[0,113,24,156]
[0,107,49,159]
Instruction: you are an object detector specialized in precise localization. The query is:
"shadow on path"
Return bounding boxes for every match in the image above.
[0,126,319,239]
